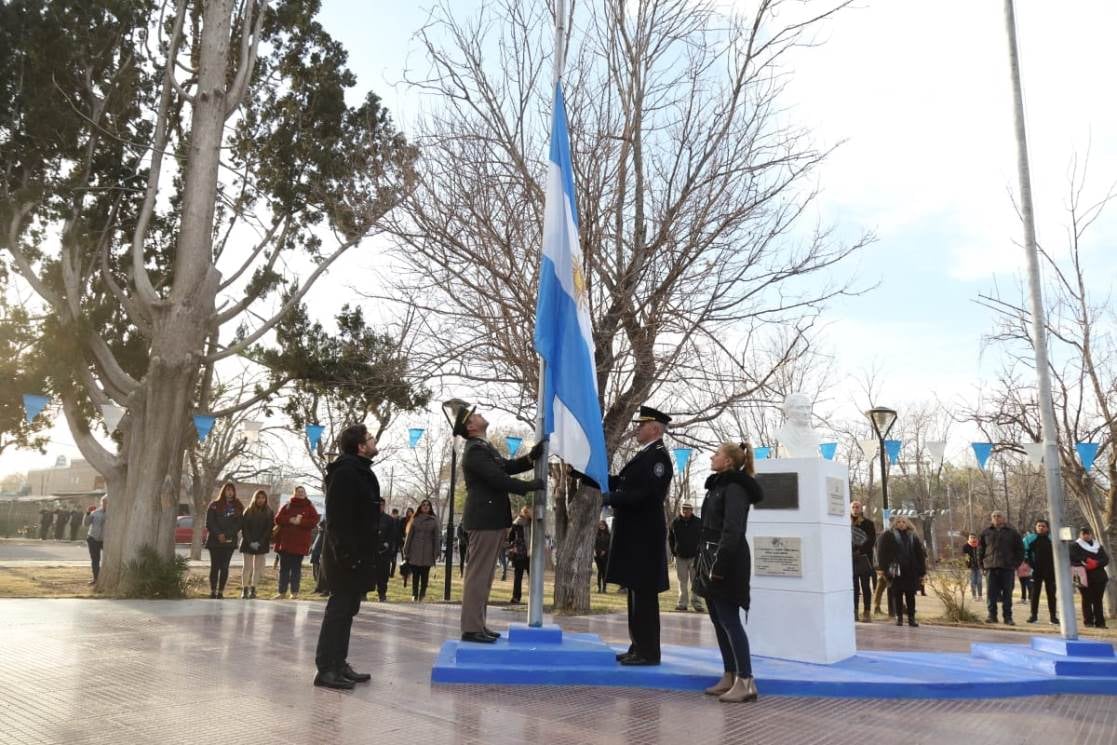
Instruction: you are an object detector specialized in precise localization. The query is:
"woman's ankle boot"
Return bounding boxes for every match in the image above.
[704,672,735,696]
[719,675,758,703]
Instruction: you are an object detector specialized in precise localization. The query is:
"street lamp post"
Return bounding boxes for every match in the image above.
[441,399,474,602]
[866,407,898,528]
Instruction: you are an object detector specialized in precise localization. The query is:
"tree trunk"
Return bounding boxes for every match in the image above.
[552,481,602,614]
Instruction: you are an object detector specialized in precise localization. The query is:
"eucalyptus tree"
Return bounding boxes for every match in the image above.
[0,0,415,589]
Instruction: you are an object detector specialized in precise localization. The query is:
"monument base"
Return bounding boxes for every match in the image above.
[431,629,1117,699]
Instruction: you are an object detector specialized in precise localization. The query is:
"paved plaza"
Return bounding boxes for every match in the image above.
[2,598,1116,744]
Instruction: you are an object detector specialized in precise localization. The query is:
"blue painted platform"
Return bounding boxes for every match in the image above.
[431,625,1117,699]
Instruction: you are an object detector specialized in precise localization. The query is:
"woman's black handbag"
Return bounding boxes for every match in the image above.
[692,540,719,598]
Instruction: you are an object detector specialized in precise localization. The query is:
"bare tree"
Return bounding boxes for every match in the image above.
[974,164,1117,615]
[383,0,867,611]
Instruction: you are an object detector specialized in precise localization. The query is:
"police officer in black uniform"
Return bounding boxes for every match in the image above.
[603,405,673,666]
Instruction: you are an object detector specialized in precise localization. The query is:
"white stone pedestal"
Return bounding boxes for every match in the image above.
[744,458,854,665]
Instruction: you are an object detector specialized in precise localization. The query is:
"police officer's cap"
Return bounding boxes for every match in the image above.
[633,406,671,425]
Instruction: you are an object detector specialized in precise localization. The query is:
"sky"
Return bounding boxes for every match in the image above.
[4,0,1117,477]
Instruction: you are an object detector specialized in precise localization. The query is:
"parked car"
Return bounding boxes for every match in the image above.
[175,515,208,545]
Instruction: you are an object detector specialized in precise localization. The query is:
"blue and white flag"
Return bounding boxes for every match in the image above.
[534,82,609,493]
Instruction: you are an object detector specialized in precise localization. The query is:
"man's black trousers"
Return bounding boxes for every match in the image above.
[315,590,362,673]
[626,588,661,661]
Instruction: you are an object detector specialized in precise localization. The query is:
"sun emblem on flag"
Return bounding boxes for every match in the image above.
[572,263,589,306]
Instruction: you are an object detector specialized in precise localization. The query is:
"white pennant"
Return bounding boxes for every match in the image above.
[1021,442,1045,467]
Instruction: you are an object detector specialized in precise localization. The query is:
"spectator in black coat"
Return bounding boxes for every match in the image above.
[371,504,398,601]
[1070,526,1110,628]
[876,515,927,627]
[314,424,381,690]
[979,511,1025,625]
[695,442,763,703]
[506,507,531,604]
[1025,520,1058,625]
[962,534,983,598]
[594,520,611,593]
[239,489,274,599]
[398,507,414,588]
[68,509,83,541]
[39,508,52,540]
[53,507,67,540]
[850,501,877,623]
[669,503,704,612]
[205,483,244,598]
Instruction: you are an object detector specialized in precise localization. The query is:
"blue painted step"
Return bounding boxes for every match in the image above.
[972,642,1117,677]
[1030,636,1114,658]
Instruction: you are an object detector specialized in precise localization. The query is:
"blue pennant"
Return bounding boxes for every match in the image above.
[884,440,902,465]
[754,446,771,461]
[1076,442,1100,472]
[22,394,50,423]
[505,436,523,455]
[971,442,993,470]
[819,442,838,461]
[408,427,425,448]
[305,424,326,450]
[193,415,216,443]
[671,447,693,474]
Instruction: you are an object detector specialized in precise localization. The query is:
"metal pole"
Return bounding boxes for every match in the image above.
[527,0,568,630]
[878,437,890,529]
[443,442,457,601]
[1003,0,1077,640]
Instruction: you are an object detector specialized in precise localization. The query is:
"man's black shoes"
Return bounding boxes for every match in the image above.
[314,670,355,690]
[483,628,502,639]
[341,663,371,683]
[461,631,497,644]
[619,654,660,666]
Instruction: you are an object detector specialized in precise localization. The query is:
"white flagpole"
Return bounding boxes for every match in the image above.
[528,0,567,629]
[1003,0,1077,640]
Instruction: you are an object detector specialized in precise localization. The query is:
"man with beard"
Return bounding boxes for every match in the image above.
[314,423,380,690]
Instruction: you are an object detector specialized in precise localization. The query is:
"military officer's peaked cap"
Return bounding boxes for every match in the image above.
[633,405,671,425]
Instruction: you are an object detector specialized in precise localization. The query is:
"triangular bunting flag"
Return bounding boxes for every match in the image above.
[1076,442,1100,472]
[100,404,125,432]
[242,421,262,443]
[819,442,838,461]
[1021,442,1045,467]
[305,424,326,450]
[193,415,216,443]
[858,438,878,457]
[884,439,902,465]
[22,394,50,423]
[925,441,946,462]
[505,435,523,456]
[971,442,993,470]
[671,447,693,473]
[754,446,771,461]
[409,428,426,449]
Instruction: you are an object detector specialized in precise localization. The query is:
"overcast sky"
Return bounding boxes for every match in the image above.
[4,0,1117,477]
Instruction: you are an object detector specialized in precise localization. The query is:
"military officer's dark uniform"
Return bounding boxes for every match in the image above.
[604,406,673,665]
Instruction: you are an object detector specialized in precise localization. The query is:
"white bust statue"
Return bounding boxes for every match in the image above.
[775,392,819,458]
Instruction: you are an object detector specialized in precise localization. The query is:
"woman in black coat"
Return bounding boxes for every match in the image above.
[875,515,927,627]
[1069,526,1110,628]
[205,482,244,599]
[239,489,274,599]
[696,442,763,704]
[594,520,611,593]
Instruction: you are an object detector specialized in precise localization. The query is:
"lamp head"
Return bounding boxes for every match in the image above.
[865,406,898,439]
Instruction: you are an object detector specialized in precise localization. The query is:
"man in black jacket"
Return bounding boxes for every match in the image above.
[851,501,877,623]
[314,423,381,690]
[1025,519,1059,624]
[456,406,543,643]
[979,510,1025,625]
[604,405,673,666]
[669,503,703,612]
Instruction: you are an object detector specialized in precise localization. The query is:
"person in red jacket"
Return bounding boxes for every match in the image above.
[273,486,321,598]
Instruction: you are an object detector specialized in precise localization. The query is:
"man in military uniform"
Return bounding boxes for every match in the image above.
[603,405,673,666]
[455,404,544,643]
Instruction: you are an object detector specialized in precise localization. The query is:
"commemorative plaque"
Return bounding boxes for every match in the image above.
[753,536,803,577]
[826,477,846,516]
[753,472,799,510]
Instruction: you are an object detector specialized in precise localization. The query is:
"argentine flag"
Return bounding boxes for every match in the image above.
[534,82,610,494]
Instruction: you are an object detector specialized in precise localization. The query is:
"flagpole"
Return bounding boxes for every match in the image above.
[527,0,567,629]
[1003,0,1077,640]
